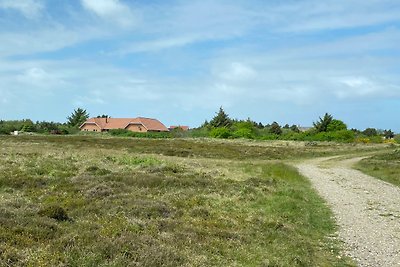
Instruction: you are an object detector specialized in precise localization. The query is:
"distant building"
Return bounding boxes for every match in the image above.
[298,126,313,132]
[80,117,169,132]
[169,125,190,131]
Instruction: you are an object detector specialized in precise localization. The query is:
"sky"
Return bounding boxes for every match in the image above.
[0,0,399,131]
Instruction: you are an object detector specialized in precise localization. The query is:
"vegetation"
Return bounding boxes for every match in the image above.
[313,113,333,132]
[189,108,391,143]
[355,149,400,187]
[0,120,75,135]
[207,107,232,128]
[0,107,397,144]
[66,108,89,128]
[0,136,357,266]
[109,129,171,139]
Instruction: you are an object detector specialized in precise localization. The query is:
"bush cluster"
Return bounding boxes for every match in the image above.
[192,109,395,143]
[0,119,76,135]
[109,129,171,138]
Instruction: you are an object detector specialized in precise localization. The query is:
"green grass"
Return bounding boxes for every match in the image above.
[0,135,386,161]
[355,148,400,187]
[0,136,364,266]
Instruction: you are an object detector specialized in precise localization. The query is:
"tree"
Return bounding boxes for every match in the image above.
[67,108,89,127]
[383,129,394,139]
[326,119,347,132]
[362,128,378,137]
[21,124,34,132]
[20,119,35,132]
[290,124,300,133]
[269,122,282,135]
[313,113,333,132]
[209,107,232,128]
[35,121,61,133]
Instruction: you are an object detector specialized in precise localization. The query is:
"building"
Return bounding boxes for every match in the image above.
[298,126,313,132]
[169,125,190,131]
[80,117,169,132]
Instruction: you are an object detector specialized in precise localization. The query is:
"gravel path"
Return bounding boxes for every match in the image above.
[296,157,400,267]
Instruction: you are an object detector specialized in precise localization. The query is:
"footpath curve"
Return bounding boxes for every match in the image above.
[296,156,400,267]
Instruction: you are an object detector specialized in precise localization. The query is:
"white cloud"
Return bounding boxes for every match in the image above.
[81,0,136,27]
[120,35,201,54]
[16,67,66,91]
[74,90,106,106]
[264,0,400,32]
[0,26,104,57]
[216,62,256,82]
[0,0,44,18]
[335,76,400,99]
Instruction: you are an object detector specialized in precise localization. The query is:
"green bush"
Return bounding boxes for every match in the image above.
[109,129,171,138]
[109,129,132,136]
[187,127,209,138]
[313,130,355,142]
[209,127,232,139]
[232,121,256,139]
[394,135,400,144]
[233,128,255,139]
[368,135,384,143]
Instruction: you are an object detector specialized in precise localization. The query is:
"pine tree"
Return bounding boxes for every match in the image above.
[209,107,232,128]
[67,108,89,127]
[313,113,333,132]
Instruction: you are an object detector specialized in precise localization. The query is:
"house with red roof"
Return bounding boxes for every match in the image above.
[79,117,169,132]
[169,125,190,131]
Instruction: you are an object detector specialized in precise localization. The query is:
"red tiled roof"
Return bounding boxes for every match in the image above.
[169,125,189,131]
[80,117,169,132]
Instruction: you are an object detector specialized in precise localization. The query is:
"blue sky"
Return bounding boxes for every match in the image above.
[0,0,399,131]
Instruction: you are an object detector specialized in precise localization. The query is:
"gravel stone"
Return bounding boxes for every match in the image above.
[297,157,400,267]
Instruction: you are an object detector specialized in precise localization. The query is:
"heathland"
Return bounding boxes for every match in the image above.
[1,135,396,266]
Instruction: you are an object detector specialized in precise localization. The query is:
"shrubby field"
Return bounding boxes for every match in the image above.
[355,149,400,187]
[0,135,376,266]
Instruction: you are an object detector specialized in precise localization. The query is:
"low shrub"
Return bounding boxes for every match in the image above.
[85,166,112,176]
[368,135,384,143]
[187,127,209,138]
[233,128,255,139]
[355,137,371,144]
[118,156,162,167]
[209,127,232,139]
[109,129,171,138]
[39,205,70,221]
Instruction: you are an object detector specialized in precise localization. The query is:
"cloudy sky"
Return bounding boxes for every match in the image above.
[0,0,399,131]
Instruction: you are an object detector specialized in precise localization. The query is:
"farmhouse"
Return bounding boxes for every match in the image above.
[169,125,190,131]
[80,117,169,132]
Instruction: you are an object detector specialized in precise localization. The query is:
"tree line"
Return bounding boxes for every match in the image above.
[189,107,397,143]
[0,107,397,143]
[0,108,89,135]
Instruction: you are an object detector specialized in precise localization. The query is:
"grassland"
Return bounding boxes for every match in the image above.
[0,135,385,266]
[355,148,400,187]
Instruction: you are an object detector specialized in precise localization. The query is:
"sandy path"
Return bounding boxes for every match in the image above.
[296,157,400,267]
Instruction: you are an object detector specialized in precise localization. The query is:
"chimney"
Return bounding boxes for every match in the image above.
[106,117,108,123]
